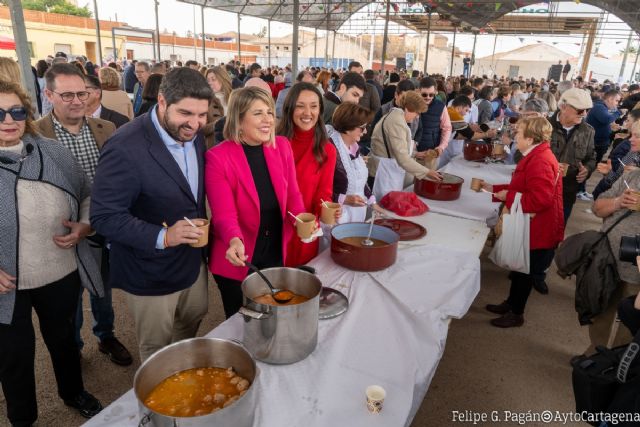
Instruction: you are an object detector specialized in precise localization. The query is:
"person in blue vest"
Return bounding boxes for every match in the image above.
[416,77,452,154]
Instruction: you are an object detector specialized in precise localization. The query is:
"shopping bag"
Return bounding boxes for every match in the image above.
[489,192,530,274]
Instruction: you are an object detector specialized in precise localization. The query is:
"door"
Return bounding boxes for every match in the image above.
[85,41,96,63]
[508,65,519,79]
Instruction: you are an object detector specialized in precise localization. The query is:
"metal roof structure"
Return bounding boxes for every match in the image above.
[178,1,640,35]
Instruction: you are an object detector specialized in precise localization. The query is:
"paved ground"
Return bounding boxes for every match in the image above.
[1,180,603,427]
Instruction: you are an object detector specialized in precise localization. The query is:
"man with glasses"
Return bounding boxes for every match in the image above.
[416,77,452,154]
[85,75,129,129]
[133,61,151,115]
[35,63,133,367]
[549,88,595,224]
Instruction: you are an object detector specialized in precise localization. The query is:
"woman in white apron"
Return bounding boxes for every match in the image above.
[367,91,442,200]
[329,103,383,223]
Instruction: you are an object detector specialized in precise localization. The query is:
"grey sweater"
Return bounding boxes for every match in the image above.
[0,134,104,325]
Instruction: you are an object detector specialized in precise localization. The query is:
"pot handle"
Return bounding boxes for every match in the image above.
[296,265,316,274]
[239,306,272,320]
[138,412,153,427]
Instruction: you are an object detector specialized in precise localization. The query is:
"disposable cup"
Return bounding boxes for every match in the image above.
[189,219,210,248]
[320,202,340,225]
[296,213,316,239]
[470,178,484,192]
[365,385,386,414]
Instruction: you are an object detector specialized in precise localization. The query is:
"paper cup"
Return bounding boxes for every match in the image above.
[629,190,640,211]
[189,218,210,248]
[492,143,505,155]
[366,385,386,414]
[320,202,340,225]
[296,213,316,239]
[560,163,569,177]
[470,178,485,192]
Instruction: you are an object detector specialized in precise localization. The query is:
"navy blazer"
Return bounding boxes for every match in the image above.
[90,112,207,296]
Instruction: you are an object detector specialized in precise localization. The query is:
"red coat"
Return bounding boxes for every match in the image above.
[285,127,337,266]
[205,136,306,281]
[272,82,285,100]
[493,142,564,250]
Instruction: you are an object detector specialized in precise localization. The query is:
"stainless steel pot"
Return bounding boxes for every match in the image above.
[134,338,258,427]
[240,267,321,364]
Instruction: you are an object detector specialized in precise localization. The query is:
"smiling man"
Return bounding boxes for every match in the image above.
[90,68,213,361]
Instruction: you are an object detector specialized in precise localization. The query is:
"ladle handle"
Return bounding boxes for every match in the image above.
[245,261,277,292]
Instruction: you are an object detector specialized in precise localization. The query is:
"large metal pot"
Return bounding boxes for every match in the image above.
[414,173,464,201]
[134,338,258,427]
[240,267,321,365]
[463,140,492,161]
[330,223,399,271]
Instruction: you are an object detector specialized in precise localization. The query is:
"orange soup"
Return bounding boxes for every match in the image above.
[253,290,310,306]
[339,236,389,248]
[144,367,249,417]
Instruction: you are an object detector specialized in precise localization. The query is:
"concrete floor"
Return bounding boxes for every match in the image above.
[0,187,602,427]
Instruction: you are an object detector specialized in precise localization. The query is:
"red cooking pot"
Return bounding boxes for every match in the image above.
[463,140,492,161]
[414,173,464,201]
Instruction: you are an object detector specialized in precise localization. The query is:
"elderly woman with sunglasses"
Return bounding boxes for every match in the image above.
[0,81,103,425]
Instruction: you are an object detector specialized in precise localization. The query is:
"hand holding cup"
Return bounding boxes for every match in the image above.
[597,160,612,175]
[165,219,205,248]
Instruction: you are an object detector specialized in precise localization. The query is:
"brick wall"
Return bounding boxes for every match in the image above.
[0,6,124,31]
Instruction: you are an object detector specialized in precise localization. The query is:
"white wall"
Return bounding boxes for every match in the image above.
[125,41,252,65]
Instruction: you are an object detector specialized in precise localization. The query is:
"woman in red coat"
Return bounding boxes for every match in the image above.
[276,82,340,266]
[483,116,564,328]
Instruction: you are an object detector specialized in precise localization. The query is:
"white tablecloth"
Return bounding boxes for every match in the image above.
[83,222,483,427]
[407,155,516,223]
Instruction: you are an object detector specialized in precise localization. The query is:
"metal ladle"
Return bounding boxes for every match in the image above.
[362,210,376,247]
[245,261,293,304]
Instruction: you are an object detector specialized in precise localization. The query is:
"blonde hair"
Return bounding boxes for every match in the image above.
[99,66,121,90]
[223,86,275,146]
[398,91,427,113]
[536,91,557,113]
[205,66,232,104]
[0,57,21,85]
[519,116,552,144]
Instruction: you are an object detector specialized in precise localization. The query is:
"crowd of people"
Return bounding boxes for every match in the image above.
[1,50,640,426]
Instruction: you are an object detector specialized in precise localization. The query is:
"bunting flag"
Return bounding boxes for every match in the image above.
[495,3,502,12]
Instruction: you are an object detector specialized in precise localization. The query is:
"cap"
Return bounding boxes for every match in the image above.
[559,88,593,110]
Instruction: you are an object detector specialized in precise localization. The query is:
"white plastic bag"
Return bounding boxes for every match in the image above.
[489,192,530,274]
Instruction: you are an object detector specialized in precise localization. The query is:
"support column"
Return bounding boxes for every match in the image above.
[201,5,206,65]
[92,0,102,64]
[470,32,478,77]
[268,19,272,68]
[332,31,337,67]
[630,39,640,83]
[580,19,597,78]
[380,0,391,74]
[423,10,432,74]
[490,33,498,76]
[449,25,457,76]
[237,13,242,64]
[154,0,161,61]
[619,30,634,81]
[368,34,374,69]
[324,19,330,66]
[314,28,318,61]
[192,5,197,61]
[7,0,38,112]
[292,0,299,73]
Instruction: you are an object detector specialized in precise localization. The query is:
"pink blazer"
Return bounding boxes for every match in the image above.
[205,136,306,281]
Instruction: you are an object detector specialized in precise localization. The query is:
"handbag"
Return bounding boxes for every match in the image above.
[489,192,530,274]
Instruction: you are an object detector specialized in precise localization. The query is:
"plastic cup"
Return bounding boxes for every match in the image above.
[629,190,640,211]
[296,213,316,239]
[189,219,210,248]
[560,163,569,177]
[470,178,484,192]
[320,202,340,225]
[365,385,386,414]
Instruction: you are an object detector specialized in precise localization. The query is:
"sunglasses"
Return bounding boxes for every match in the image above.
[421,93,436,98]
[52,91,90,102]
[0,107,27,122]
[569,105,590,115]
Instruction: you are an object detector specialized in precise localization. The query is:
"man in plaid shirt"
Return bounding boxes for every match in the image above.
[35,63,132,367]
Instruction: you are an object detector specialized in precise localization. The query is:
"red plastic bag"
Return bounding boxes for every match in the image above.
[379,191,429,217]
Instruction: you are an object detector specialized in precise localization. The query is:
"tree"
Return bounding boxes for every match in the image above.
[253,26,267,38]
[620,46,638,55]
[0,0,93,18]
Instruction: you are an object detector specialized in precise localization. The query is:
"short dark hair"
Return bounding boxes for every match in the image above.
[628,84,640,92]
[396,79,415,95]
[459,86,474,97]
[363,69,375,80]
[84,74,101,90]
[296,71,309,82]
[419,77,437,89]
[44,63,85,90]
[478,85,493,100]
[473,77,484,87]
[338,72,366,92]
[248,63,261,73]
[136,61,150,71]
[389,72,400,83]
[159,67,212,106]
[411,70,419,78]
[332,102,374,133]
[603,89,620,100]
[142,73,163,101]
[185,60,198,67]
[451,95,472,108]
[348,61,362,70]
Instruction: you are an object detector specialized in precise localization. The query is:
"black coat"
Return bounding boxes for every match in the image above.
[100,105,130,129]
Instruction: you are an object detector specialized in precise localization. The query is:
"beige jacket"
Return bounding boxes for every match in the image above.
[35,113,115,150]
[368,107,430,186]
[101,89,134,120]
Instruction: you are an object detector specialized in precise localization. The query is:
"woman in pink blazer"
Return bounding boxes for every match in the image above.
[205,86,306,317]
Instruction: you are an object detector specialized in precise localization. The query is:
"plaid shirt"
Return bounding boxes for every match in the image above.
[52,115,101,183]
[605,150,640,186]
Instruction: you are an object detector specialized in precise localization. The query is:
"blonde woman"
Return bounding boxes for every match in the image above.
[368,90,442,199]
[0,57,21,84]
[536,90,558,114]
[205,66,232,114]
[204,86,306,317]
[99,67,133,119]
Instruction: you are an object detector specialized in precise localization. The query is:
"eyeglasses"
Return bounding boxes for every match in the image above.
[569,105,590,115]
[0,107,27,122]
[52,91,90,102]
[357,124,368,131]
[421,93,436,98]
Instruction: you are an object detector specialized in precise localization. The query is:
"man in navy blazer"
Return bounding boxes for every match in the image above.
[91,68,213,361]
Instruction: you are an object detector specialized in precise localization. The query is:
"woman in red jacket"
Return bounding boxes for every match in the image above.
[483,116,564,328]
[276,82,340,266]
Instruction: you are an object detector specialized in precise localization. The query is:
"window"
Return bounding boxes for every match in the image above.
[284,46,289,51]
[265,46,269,50]
[54,43,72,56]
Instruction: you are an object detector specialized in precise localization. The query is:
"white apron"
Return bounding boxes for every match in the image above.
[332,133,369,224]
[372,110,412,200]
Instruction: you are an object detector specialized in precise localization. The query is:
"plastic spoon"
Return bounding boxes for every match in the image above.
[245,261,293,304]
